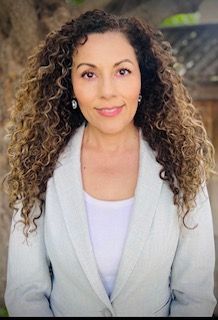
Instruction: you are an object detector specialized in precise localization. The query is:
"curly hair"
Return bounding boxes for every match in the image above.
[4,9,215,236]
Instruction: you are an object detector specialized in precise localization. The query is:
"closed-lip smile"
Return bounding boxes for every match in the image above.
[95,105,124,117]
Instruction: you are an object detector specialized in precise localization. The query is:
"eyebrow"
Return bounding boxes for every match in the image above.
[76,59,134,70]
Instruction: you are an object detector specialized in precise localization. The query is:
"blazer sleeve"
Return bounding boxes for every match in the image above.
[4,202,54,317]
[169,185,217,316]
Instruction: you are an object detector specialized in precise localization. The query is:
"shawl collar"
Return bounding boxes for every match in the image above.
[53,125,163,307]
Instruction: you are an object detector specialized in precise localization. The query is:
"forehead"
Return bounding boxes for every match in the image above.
[73,31,137,64]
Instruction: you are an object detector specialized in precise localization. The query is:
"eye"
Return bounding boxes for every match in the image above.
[117,68,131,76]
[81,71,96,79]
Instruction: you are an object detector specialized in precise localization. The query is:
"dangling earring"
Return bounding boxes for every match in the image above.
[72,99,77,110]
[138,94,142,104]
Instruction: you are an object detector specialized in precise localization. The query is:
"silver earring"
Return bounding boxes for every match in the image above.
[138,94,142,103]
[72,99,77,110]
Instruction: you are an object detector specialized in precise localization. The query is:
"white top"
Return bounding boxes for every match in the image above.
[84,191,134,297]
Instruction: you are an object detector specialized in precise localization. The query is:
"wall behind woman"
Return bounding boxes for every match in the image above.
[195,99,218,316]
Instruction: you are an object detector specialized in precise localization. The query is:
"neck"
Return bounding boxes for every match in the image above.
[82,123,139,153]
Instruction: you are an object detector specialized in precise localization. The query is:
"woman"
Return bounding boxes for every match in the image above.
[4,9,217,317]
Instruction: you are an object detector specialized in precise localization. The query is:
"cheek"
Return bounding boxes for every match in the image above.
[119,71,141,98]
[123,81,141,103]
[73,80,96,107]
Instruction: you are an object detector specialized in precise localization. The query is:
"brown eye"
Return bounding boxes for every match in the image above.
[118,68,131,76]
[81,71,95,79]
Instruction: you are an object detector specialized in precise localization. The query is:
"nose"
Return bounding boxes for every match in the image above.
[99,76,116,100]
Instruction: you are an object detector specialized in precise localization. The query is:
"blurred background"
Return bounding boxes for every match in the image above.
[0,0,218,316]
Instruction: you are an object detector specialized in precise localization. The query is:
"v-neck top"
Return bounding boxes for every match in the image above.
[84,191,134,297]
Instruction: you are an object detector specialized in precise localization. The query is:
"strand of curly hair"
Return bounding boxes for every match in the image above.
[3,9,215,237]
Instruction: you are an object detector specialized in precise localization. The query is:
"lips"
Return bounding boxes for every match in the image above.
[96,105,124,117]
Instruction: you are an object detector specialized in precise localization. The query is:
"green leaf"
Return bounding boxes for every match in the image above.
[160,12,201,27]
[67,0,86,5]
[0,307,9,317]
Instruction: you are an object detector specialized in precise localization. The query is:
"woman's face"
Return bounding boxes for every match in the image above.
[71,31,141,135]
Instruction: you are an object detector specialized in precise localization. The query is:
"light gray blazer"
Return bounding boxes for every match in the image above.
[5,125,217,317]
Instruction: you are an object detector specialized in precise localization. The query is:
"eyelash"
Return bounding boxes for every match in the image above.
[81,71,95,79]
[81,68,131,79]
[118,68,131,76]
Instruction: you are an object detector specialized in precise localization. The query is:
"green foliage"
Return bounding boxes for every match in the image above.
[160,12,201,27]
[67,0,86,5]
[0,306,8,317]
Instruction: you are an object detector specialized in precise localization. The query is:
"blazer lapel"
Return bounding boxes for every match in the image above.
[110,133,163,301]
[53,125,113,311]
[53,125,163,306]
